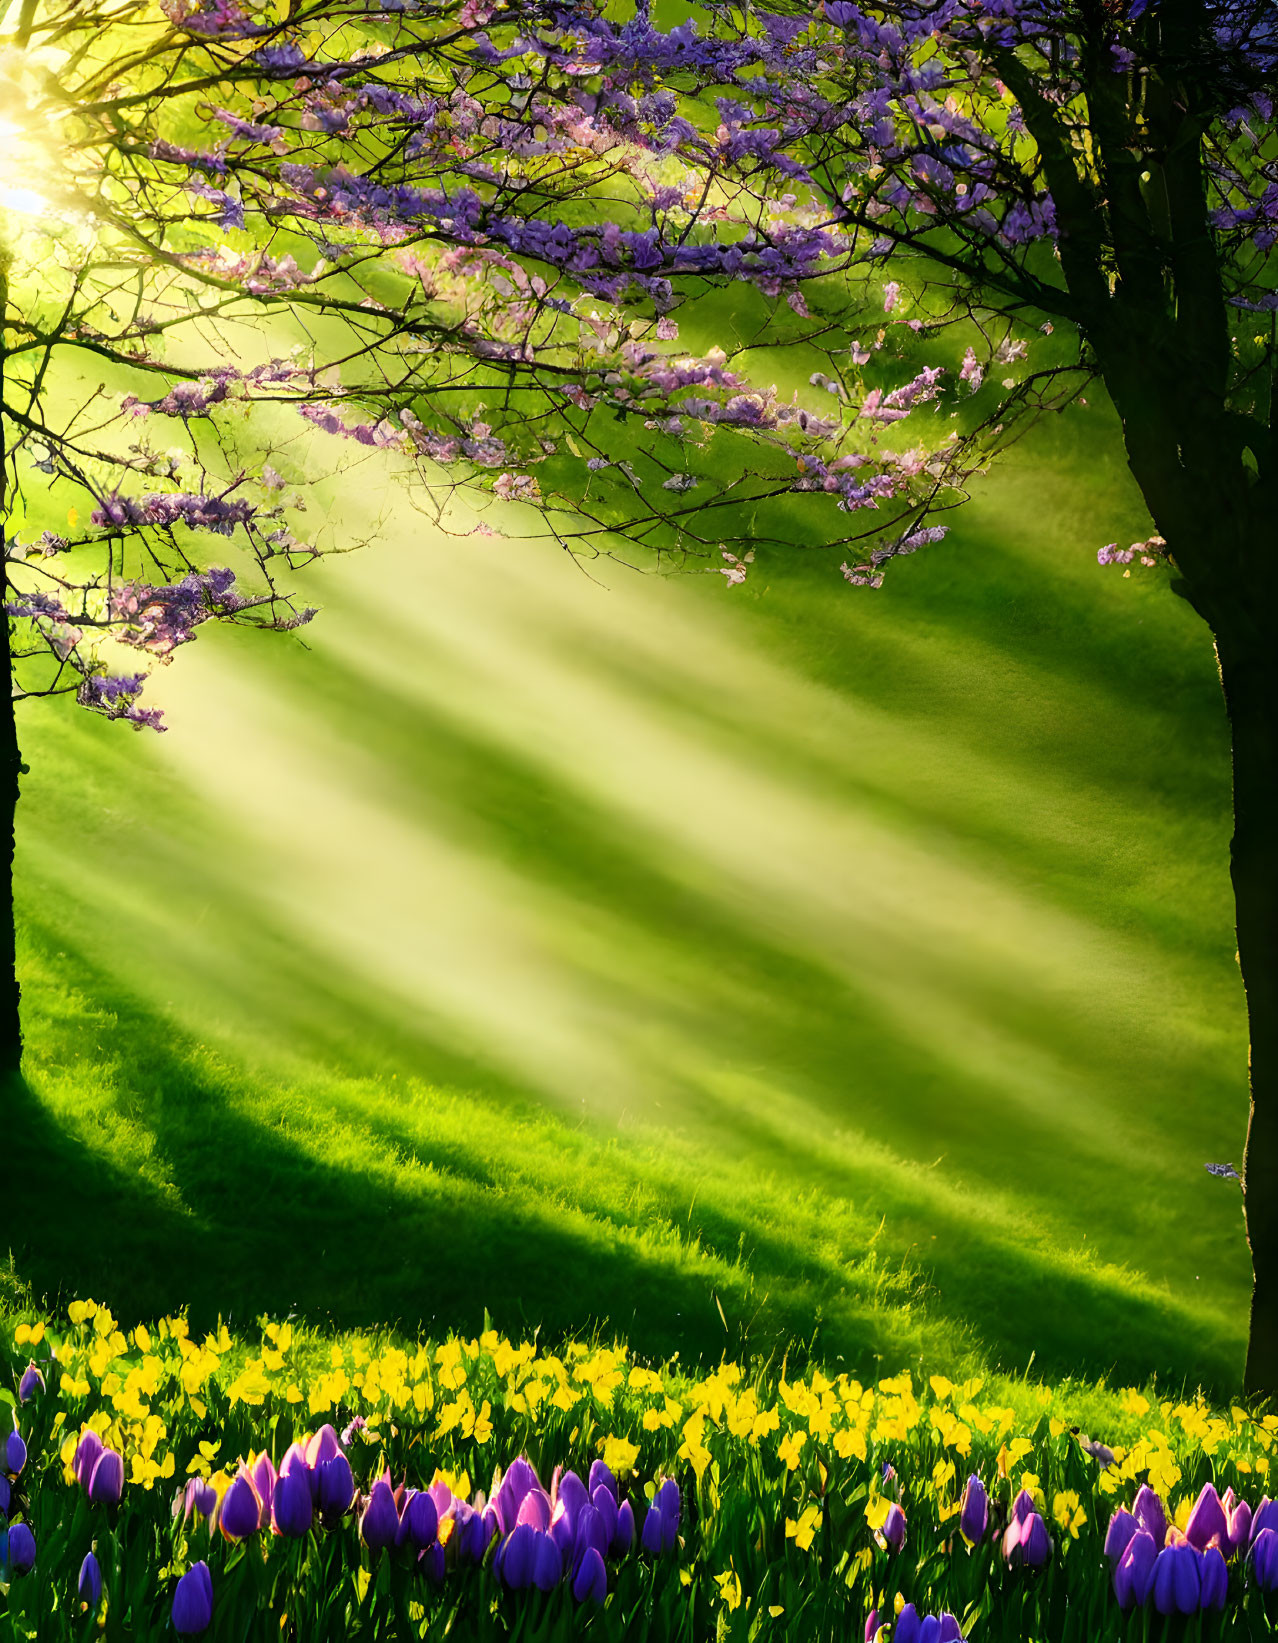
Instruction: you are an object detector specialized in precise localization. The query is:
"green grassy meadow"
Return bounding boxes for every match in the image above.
[3,398,1253,1398]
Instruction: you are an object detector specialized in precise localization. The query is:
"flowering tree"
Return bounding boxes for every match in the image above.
[3,0,1277,1385]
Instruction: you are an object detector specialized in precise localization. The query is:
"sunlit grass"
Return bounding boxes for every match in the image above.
[8,404,1251,1394]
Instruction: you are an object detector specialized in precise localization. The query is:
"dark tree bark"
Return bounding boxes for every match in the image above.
[1214,612,1278,1394]
[0,264,24,1083]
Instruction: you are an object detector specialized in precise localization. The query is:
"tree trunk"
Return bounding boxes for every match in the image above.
[0,263,23,1083]
[1214,613,1278,1396]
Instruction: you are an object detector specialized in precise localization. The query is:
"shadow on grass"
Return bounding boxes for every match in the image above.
[4,928,1243,1396]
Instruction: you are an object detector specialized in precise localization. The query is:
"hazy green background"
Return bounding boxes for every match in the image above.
[4,397,1254,1395]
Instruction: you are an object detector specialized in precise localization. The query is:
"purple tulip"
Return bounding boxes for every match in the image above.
[1009,1488,1036,1525]
[555,1471,589,1528]
[318,1453,354,1515]
[7,1522,35,1574]
[894,1604,922,1643]
[1186,1483,1229,1553]
[640,1504,664,1556]
[613,1498,635,1554]
[1153,1541,1202,1615]
[588,1460,617,1500]
[651,1477,679,1552]
[590,1482,619,1544]
[399,1489,438,1550]
[1227,1497,1253,1558]
[18,1364,44,1403]
[1200,1545,1228,1610]
[360,1480,401,1551]
[74,1431,103,1490]
[78,1551,103,1609]
[1253,1498,1278,1548]
[936,1618,963,1643]
[180,1477,217,1523]
[881,1503,907,1552]
[418,1540,446,1581]
[573,1502,610,1571]
[1104,1508,1138,1565]
[1132,1484,1168,1549]
[500,1522,539,1588]
[1114,1529,1158,1608]
[249,1454,276,1527]
[5,1430,26,1475]
[218,1475,262,1541]
[532,1532,563,1591]
[573,1545,607,1604]
[1004,1507,1051,1567]
[87,1448,124,1507]
[516,1488,551,1533]
[0,1476,9,1518]
[1251,1526,1278,1590]
[864,1610,880,1642]
[272,1471,313,1538]
[495,1458,540,1534]
[304,1425,342,1471]
[959,1475,987,1544]
[1020,1512,1052,1567]
[454,1500,494,1564]
[172,1561,214,1634]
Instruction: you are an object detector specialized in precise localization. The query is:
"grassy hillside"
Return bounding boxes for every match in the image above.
[3,400,1253,1395]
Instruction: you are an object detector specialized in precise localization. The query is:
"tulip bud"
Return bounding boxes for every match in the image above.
[1009,1488,1036,1525]
[532,1532,562,1592]
[959,1475,987,1544]
[1114,1528,1158,1608]
[1132,1484,1168,1549]
[221,1475,263,1541]
[864,1609,879,1642]
[1186,1483,1229,1553]
[655,1478,680,1551]
[588,1461,617,1500]
[249,1454,277,1529]
[881,1504,907,1553]
[87,1448,124,1507]
[272,1471,313,1539]
[1103,1508,1138,1566]
[516,1488,551,1533]
[400,1489,438,1550]
[181,1477,217,1523]
[1019,1513,1052,1568]
[1252,1526,1278,1590]
[640,1504,664,1556]
[590,1482,618,1545]
[360,1480,401,1551]
[18,1364,43,1404]
[936,1617,963,1643]
[304,1425,342,1471]
[1152,1542,1202,1615]
[78,1551,103,1610]
[500,1522,538,1588]
[1227,1498,1253,1558]
[318,1453,354,1516]
[0,1476,10,1518]
[1253,1498,1278,1547]
[74,1431,103,1490]
[894,1604,921,1643]
[495,1459,540,1535]
[5,1430,26,1475]
[7,1522,35,1574]
[1200,1546,1228,1611]
[613,1498,635,1554]
[572,1545,607,1604]
[172,1561,214,1635]
[418,1540,446,1582]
